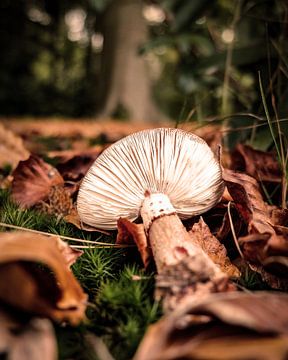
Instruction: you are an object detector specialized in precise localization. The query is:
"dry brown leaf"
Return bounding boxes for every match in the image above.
[223,169,288,287]
[11,155,64,208]
[249,263,288,290]
[134,292,288,360]
[223,169,272,233]
[0,309,57,360]
[271,208,288,227]
[0,231,87,325]
[216,203,244,243]
[56,237,83,267]
[117,218,151,268]
[189,218,240,278]
[54,148,102,182]
[0,123,30,170]
[232,143,281,183]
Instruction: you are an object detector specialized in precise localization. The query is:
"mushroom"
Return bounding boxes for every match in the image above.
[77,128,232,309]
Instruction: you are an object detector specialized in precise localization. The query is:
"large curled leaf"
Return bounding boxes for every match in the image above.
[134,292,288,360]
[0,231,87,325]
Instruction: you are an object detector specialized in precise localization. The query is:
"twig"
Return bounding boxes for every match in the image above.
[70,244,129,249]
[227,202,244,258]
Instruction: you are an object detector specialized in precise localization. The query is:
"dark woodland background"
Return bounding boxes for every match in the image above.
[1,0,288,137]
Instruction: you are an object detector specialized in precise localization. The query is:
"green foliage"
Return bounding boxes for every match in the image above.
[1,0,288,127]
[0,0,101,117]
[55,265,160,360]
[72,247,123,295]
[88,0,112,12]
[161,0,214,32]
[0,190,48,229]
[238,266,270,291]
[91,265,161,360]
[147,0,288,138]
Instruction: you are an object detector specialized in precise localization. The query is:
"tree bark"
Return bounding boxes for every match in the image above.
[97,0,166,122]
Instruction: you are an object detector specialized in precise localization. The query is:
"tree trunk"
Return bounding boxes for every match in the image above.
[97,0,166,122]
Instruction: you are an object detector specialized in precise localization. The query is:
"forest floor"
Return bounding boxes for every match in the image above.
[0,118,288,360]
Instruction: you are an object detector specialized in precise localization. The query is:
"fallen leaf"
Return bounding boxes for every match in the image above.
[271,208,288,227]
[117,218,151,268]
[0,231,87,325]
[0,123,30,170]
[216,203,244,244]
[56,237,83,267]
[54,148,101,182]
[0,308,57,360]
[223,169,272,233]
[11,155,64,208]
[223,169,288,288]
[232,143,281,182]
[188,218,240,278]
[134,292,288,360]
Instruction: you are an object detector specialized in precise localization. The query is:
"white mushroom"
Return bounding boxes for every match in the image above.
[77,128,229,308]
[77,128,223,229]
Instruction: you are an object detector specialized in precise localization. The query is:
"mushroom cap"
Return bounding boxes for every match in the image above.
[77,128,224,229]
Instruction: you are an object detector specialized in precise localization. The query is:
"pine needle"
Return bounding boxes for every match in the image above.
[0,222,134,248]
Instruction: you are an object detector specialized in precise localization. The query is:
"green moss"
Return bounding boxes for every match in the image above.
[238,266,270,290]
[72,248,124,296]
[55,325,98,360]
[90,265,161,360]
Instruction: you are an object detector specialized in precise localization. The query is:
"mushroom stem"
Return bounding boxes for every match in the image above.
[141,192,232,310]
[148,214,222,274]
[140,192,221,273]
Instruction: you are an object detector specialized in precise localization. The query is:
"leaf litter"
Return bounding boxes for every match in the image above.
[0,230,87,360]
[1,120,288,359]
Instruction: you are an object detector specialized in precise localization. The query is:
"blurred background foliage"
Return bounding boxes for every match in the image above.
[0,0,288,145]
